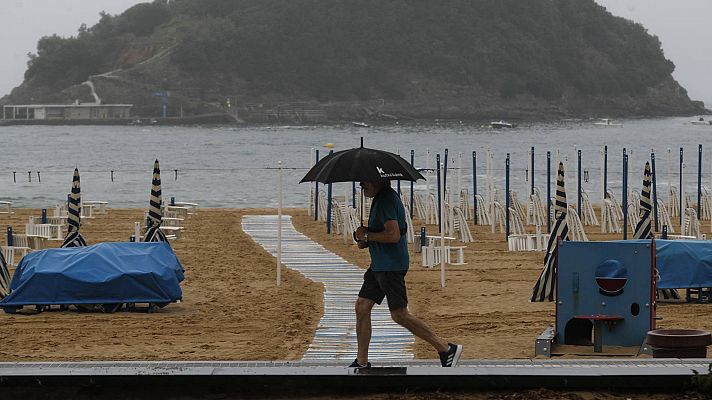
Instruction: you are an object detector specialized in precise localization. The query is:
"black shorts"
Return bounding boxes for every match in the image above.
[358,267,408,311]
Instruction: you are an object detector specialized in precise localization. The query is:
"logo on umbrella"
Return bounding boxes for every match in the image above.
[376,166,403,179]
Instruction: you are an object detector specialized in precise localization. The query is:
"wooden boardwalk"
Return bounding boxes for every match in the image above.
[242,215,414,362]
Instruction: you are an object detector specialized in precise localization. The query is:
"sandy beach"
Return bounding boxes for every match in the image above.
[1,207,711,362]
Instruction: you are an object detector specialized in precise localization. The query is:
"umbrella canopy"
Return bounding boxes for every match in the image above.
[300,146,424,184]
[531,162,570,302]
[0,251,10,299]
[61,168,87,248]
[633,162,653,240]
[144,160,169,243]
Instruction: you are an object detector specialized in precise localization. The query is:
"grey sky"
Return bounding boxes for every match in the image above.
[1,0,710,103]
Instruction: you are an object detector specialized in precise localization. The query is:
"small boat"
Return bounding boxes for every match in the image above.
[593,118,622,127]
[351,121,369,128]
[490,120,515,129]
[690,117,712,126]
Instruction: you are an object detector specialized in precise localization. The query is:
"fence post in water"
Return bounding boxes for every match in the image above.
[547,151,551,233]
[410,150,415,219]
[651,151,659,232]
[28,171,31,182]
[277,160,283,286]
[37,171,41,183]
[679,147,684,225]
[697,144,702,220]
[505,153,510,241]
[531,146,535,196]
[314,149,319,222]
[444,148,449,204]
[473,151,478,225]
[577,149,582,218]
[604,145,608,200]
[436,154,442,233]
[326,150,333,233]
[623,152,628,240]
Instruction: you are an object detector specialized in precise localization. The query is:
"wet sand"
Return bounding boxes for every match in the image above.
[1,207,711,363]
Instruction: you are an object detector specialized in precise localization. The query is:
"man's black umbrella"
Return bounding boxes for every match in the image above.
[300,146,425,184]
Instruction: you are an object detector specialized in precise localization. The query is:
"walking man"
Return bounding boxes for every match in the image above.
[351,179,463,368]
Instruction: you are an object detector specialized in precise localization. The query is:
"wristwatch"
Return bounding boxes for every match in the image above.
[364,231,369,242]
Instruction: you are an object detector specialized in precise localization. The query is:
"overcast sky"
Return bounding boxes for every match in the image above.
[1,0,710,103]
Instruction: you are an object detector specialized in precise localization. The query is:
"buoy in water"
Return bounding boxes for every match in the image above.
[324,143,334,149]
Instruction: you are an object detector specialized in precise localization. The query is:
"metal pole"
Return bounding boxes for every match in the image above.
[680,147,684,225]
[352,182,356,209]
[473,151,478,225]
[651,152,659,232]
[326,150,334,233]
[314,149,319,221]
[444,148,449,204]
[547,151,551,233]
[531,146,535,195]
[577,149,582,218]
[506,153,510,240]
[698,144,702,219]
[277,161,283,286]
[410,150,415,219]
[604,145,608,198]
[623,153,628,240]
[437,154,442,233]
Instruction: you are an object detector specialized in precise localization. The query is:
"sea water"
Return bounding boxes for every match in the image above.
[0,116,709,208]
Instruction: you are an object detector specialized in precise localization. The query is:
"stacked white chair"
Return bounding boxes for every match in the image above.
[700,187,712,221]
[474,194,491,225]
[459,189,471,221]
[452,206,473,243]
[600,198,622,233]
[492,201,506,233]
[527,188,547,227]
[669,186,680,217]
[657,199,675,233]
[628,203,641,232]
[606,190,625,221]
[683,208,702,239]
[580,191,599,226]
[509,191,527,226]
[566,205,589,241]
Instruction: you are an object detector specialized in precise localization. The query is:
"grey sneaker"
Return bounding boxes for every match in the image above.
[439,343,463,367]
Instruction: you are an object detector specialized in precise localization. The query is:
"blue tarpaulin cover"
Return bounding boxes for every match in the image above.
[0,242,184,308]
[655,240,712,289]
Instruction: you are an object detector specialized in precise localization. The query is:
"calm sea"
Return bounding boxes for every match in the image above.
[0,117,710,209]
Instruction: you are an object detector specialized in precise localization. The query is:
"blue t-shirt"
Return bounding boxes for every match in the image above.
[367,186,409,271]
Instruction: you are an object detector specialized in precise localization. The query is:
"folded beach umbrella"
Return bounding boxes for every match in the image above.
[633,162,653,240]
[0,251,10,299]
[632,162,681,300]
[531,162,570,302]
[61,168,88,248]
[144,160,169,243]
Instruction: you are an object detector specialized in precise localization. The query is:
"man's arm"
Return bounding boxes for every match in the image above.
[356,220,400,244]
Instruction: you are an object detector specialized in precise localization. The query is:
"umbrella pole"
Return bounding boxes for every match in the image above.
[277,161,282,287]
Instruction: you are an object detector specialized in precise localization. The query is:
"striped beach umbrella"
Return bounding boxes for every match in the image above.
[631,161,681,300]
[0,251,10,299]
[61,168,87,248]
[633,162,653,240]
[531,162,569,302]
[144,160,168,242]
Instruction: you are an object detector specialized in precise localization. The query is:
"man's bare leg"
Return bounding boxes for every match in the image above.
[355,297,376,364]
[389,307,449,352]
